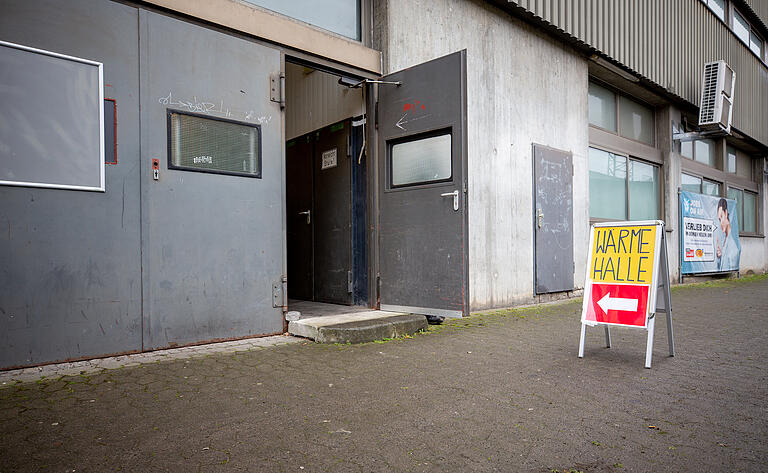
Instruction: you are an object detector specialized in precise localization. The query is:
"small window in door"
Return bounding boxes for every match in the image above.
[390,132,451,188]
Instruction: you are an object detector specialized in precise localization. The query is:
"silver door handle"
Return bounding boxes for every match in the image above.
[298,210,310,224]
[537,208,544,228]
[440,190,459,211]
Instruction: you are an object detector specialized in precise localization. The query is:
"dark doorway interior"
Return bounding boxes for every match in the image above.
[286,118,367,306]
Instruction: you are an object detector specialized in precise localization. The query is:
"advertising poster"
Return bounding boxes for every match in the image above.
[680,190,741,274]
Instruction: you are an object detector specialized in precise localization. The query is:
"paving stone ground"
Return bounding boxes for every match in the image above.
[1,275,767,472]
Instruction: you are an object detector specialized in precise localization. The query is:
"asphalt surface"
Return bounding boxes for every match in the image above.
[1,276,767,472]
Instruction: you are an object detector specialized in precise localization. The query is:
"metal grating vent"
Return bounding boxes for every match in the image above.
[699,63,718,124]
[168,111,261,178]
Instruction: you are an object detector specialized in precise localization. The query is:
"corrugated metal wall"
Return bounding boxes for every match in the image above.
[509,0,768,147]
[743,0,768,29]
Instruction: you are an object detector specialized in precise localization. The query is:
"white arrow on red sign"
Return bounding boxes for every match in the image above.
[596,293,638,314]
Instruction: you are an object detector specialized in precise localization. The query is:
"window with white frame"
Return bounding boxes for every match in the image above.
[701,0,726,21]
[681,139,717,167]
[243,0,362,40]
[733,8,765,60]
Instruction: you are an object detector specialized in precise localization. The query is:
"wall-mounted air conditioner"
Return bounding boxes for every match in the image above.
[698,60,735,134]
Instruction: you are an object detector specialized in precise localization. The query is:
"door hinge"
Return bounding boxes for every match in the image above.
[348,270,353,293]
[270,72,285,109]
[273,276,287,310]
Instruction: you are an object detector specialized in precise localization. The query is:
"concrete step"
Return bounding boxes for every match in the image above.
[288,310,427,343]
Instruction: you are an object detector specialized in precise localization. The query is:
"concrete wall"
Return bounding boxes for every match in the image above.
[379,0,589,310]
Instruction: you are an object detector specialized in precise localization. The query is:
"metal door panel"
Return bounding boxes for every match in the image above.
[140,11,284,348]
[314,121,353,305]
[533,144,574,294]
[286,135,313,301]
[377,51,468,317]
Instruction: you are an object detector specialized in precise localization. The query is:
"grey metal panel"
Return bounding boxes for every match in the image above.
[313,120,353,305]
[377,50,468,316]
[533,145,574,294]
[0,0,142,368]
[505,0,768,147]
[139,11,284,349]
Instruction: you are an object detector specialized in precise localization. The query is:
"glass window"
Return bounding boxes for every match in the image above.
[727,187,743,231]
[243,0,361,40]
[588,82,617,132]
[390,133,451,187]
[736,150,753,179]
[743,191,757,233]
[726,146,737,173]
[169,112,261,178]
[682,173,702,193]
[589,148,626,220]
[618,96,654,145]
[733,10,751,44]
[749,30,763,57]
[705,0,726,21]
[694,139,715,166]
[681,140,694,159]
[628,160,659,220]
[702,179,721,196]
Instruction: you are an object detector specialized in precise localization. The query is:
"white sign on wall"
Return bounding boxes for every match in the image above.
[682,217,715,262]
[321,148,338,170]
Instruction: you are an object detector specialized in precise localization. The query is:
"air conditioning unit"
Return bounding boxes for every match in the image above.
[698,60,735,134]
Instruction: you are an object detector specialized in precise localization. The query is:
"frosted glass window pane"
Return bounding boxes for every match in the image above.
[743,192,757,233]
[169,112,261,177]
[734,11,750,44]
[694,139,715,166]
[749,31,763,56]
[681,173,702,193]
[736,151,752,179]
[702,180,720,196]
[726,146,737,173]
[243,0,360,40]
[681,140,693,159]
[707,0,725,20]
[589,147,626,219]
[391,134,451,187]
[588,83,616,132]
[618,96,654,145]
[727,187,743,229]
[628,160,659,220]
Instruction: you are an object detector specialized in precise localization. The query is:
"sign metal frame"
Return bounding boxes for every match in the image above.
[578,220,675,368]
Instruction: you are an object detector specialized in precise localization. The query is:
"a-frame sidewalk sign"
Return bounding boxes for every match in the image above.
[578,220,675,368]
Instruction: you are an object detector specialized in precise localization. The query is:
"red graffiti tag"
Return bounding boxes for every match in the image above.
[403,100,426,115]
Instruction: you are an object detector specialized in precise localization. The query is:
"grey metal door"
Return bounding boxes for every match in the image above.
[314,121,353,305]
[533,144,574,294]
[377,50,468,318]
[286,135,313,301]
[140,11,284,348]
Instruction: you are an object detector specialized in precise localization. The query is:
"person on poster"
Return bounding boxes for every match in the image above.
[715,198,738,271]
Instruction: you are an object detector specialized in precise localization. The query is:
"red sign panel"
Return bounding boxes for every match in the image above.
[584,283,649,327]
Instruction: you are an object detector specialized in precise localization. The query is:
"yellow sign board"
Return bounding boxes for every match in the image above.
[590,225,657,284]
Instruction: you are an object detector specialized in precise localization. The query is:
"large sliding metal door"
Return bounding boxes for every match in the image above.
[377,51,468,318]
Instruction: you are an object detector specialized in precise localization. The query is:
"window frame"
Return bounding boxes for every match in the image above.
[588,80,656,147]
[730,6,767,63]
[386,128,454,191]
[166,109,263,179]
[588,145,663,224]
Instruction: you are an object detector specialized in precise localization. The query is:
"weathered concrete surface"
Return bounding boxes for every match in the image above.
[315,314,427,343]
[288,310,409,340]
[1,276,767,472]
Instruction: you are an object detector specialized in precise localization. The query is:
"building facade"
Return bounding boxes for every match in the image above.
[1,0,766,368]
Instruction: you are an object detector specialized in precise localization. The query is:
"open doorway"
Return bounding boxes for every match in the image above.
[284,61,369,316]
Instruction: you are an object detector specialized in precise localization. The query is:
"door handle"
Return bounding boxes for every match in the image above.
[537,208,544,228]
[440,190,459,211]
[298,210,311,224]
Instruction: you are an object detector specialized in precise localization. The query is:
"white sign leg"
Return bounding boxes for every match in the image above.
[644,315,656,369]
[578,323,586,358]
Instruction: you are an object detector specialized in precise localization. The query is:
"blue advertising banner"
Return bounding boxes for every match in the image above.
[680,190,741,274]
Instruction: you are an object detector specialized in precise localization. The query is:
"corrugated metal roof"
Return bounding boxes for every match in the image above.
[505,0,768,147]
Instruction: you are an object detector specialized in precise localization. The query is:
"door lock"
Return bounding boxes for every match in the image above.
[298,210,311,224]
[537,208,544,228]
[440,190,460,211]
